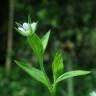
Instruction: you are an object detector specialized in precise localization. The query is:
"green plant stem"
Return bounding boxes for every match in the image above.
[50,91,55,96]
[39,56,52,93]
[50,86,56,96]
[51,83,57,96]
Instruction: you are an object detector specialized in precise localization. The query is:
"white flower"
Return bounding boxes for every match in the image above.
[89,91,96,96]
[17,22,37,36]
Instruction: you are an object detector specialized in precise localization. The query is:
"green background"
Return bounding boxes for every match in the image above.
[0,0,96,96]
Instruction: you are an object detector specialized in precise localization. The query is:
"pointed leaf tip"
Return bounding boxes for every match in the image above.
[56,70,91,83]
[41,30,51,51]
[52,51,64,82]
[15,60,49,87]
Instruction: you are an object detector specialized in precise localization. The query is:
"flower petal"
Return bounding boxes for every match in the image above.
[90,91,96,96]
[23,23,29,30]
[18,27,25,32]
[31,22,37,32]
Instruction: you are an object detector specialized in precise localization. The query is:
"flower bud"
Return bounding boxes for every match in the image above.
[16,22,37,36]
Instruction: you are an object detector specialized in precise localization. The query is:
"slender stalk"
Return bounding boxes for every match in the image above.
[51,82,57,96]
[39,57,46,74]
[39,56,52,92]
[50,91,55,96]
[67,55,74,96]
[50,85,56,96]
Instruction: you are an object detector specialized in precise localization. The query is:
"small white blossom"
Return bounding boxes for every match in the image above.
[31,22,37,32]
[17,22,37,36]
[89,91,96,96]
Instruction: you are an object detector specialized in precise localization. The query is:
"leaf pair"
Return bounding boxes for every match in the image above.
[15,58,90,94]
[27,30,50,58]
[52,52,90,85]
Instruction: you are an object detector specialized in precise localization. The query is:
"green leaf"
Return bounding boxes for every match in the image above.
[27,33,43,58]
[41,30,51,51]
[52,52,64,82]
[15,60,48,87]
[56,70,91,83]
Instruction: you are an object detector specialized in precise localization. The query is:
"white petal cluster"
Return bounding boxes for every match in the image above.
[89,91,96,96]
[17,22,37,36]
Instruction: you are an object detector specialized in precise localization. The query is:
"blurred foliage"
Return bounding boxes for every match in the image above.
[0,0,96,96]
